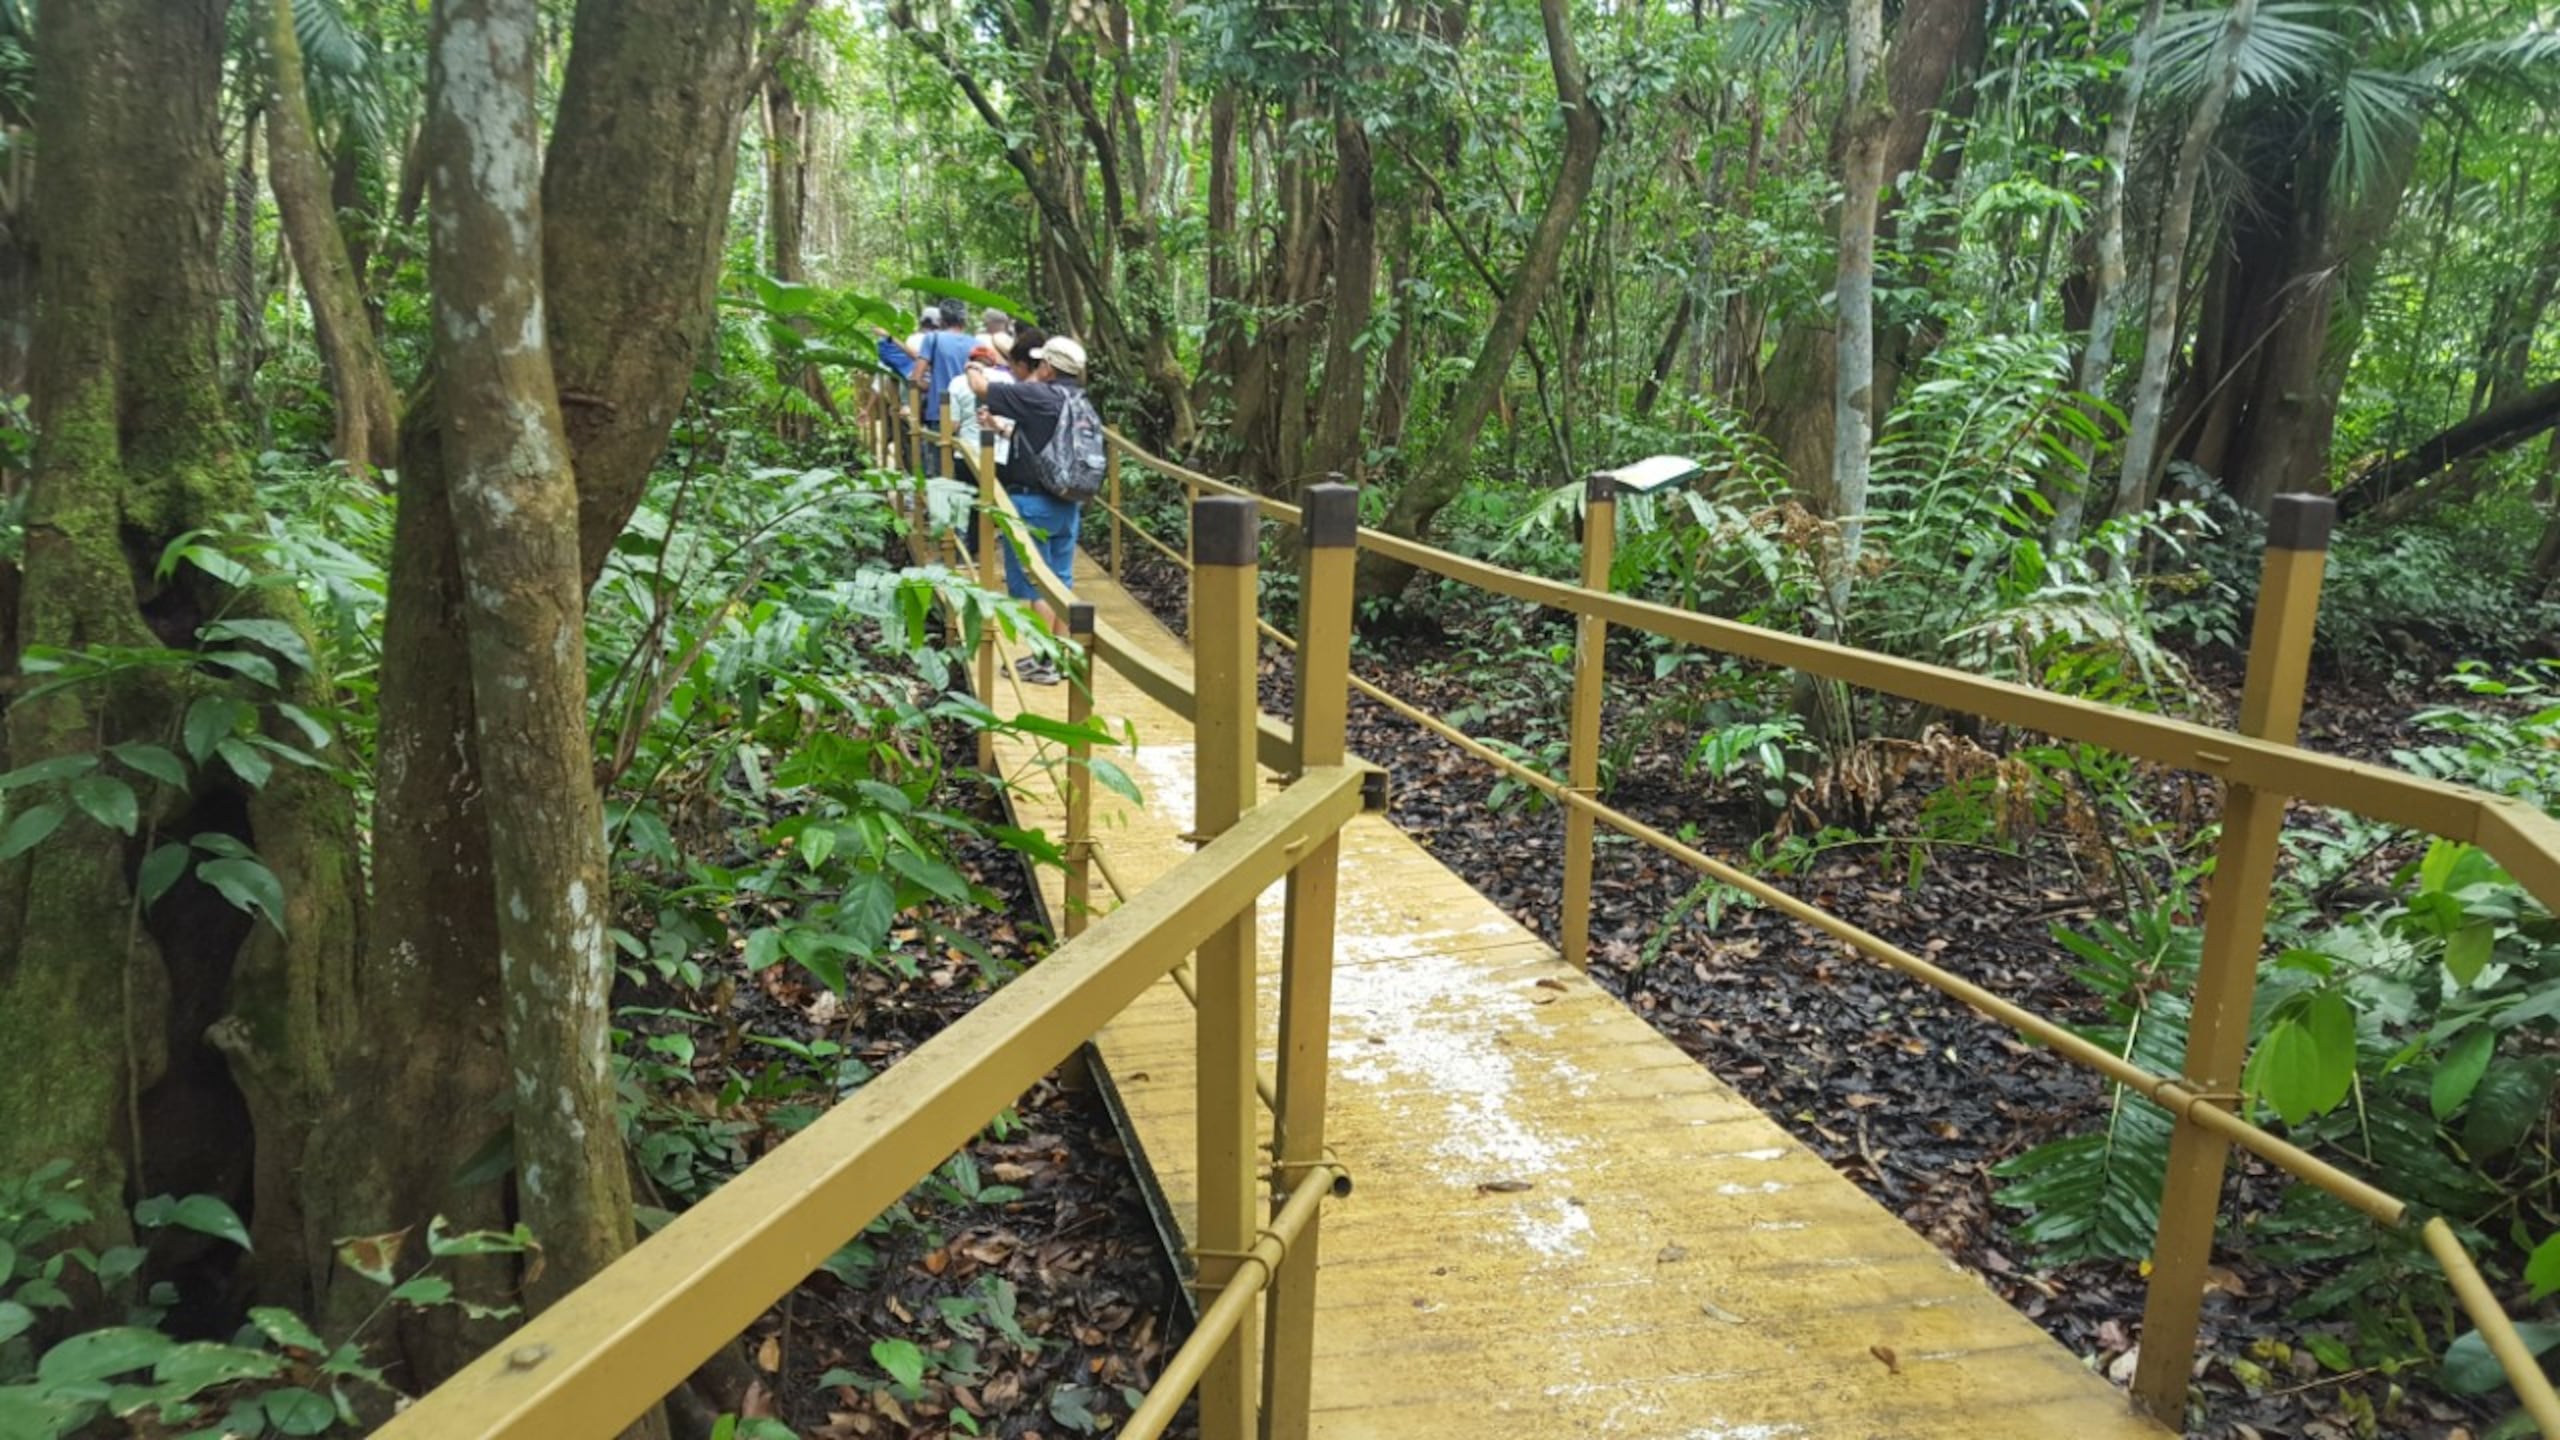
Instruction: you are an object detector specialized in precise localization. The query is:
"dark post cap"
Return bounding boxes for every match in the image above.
[1584,472,1621,502]
[2267,494,2337,552]
[1304,483,1359,548]
[1067,602,1096,636]
[1361,767,1391,812]
[1193,495,1260,567]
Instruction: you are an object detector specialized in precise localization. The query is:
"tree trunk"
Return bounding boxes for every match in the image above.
[2336,376,2560,520]
[1310,111,1377,485]
[2045,0,2166,546]
[1750,0,1982,501]
[762,55,829,440]
[1356,0,1600,596]
[2214,133,2417,512]
[425,0,638,1332]
[2,0,360,1328]
[1829,0,1887,597]
[319,0,763,1386]
[2110,0,2254,523]
[264,0,400,476]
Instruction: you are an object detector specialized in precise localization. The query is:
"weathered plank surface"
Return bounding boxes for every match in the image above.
[984,560,2165,1438]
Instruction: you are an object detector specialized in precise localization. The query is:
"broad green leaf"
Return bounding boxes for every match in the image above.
[138,843,191,906]
[2247,999,2354,1127]
[214,736,274,789]
[182,697,248,763]
[272,702,333,750]
[2444,1321,2560,1395]
[69,776,138,836]
[1085,756,1142,805]
[248,1306,326,1354]
[2528,1233,2560,1301]
[152,1341,285,1393]
[2431,1028,2496,1120]
[390,1275,455,1306]
[800,824,838,870]
[743,927,783,972]
[37,1326,175,1384]
[896,274,1035,324]
[198,619,313,672]
[0,1300,29,1345]
[202,650,280,688]
[2464,1059,2559,1158]
[260,1385,335,1435]
[109,743,188,790]
[871,1337,926,1390]
[198,857,287,935]
[2446,922,2494,986]
[135,1193,252,1252]
[0,753,99,792]
[0,802,67,860]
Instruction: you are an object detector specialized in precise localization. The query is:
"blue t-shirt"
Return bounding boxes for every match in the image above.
[916,331,975,423]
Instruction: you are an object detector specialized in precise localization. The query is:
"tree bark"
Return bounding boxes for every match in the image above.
[320,0,763,1386]
[264,0,400,476]
[1750,0,1982,501]
[3,0,360,1326]
[426,0,637,1332]
[2110,0,2254,524]
[762,51,830,439]
[1356,0,1600,596]
[2335,376,2560,520]
[2046,0,2166,546]
[1828,0,1887,600]
[1310,111,1378,486]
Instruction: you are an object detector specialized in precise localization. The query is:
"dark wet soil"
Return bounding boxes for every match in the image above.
[614,706,1196,1440]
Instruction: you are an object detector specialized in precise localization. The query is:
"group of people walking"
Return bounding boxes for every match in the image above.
[876,304,1105,686]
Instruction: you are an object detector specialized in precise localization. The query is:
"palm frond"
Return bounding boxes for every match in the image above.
[2155,1,2353,101]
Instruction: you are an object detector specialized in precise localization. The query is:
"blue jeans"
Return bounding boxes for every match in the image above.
[1001,489,1080,602]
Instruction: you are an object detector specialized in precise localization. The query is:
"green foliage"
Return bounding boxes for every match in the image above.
[0,1163,527,1438]
[1992,899,2194,1262]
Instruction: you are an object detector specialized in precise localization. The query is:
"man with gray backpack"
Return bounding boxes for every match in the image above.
[967,333,1105,685]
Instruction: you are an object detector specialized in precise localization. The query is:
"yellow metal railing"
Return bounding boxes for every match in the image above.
[1091,425,2560,1436]
[381,392,1374,1440]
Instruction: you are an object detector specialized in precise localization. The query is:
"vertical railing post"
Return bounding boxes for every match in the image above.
[1064,600,1097,937]
[1107,439,1125,579]
[2133,494,2333,1427]
[975,434,1003,770]
[1561,474,1617,970]
[1261,482,1355,1439]
[908,383,930,557]
[1190,495,1262,1440]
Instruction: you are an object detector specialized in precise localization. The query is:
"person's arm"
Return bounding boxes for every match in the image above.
[875,334,914,381]
[967,360,994,398]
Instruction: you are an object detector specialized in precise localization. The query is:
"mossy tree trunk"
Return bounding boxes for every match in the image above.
[0,0,361,1324]
[263,0,400,476]
[309,0,764,1389]
[424,0,637,1333]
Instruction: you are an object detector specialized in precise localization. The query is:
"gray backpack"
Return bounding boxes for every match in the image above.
[1033,388,1106,502]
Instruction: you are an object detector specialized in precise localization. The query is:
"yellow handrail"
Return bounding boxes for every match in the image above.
[376,766,1371,1440]
[1096,425,2560,1437]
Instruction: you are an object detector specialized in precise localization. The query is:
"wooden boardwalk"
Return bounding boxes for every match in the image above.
[984,561,2165,1437]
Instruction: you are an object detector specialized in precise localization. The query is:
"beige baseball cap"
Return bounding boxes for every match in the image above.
[1032,335,1088,376]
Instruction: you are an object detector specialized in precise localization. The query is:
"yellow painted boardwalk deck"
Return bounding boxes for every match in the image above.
[985,560,2164,1438]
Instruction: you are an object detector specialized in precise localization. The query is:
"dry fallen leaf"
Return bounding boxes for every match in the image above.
[922,1247,950,1276]
[1657,1244,1689,1264]
[1699,1300,1748,1325]
[755,1336,780,1373]
[741,1379,776,1416]
[1870,1344,1901,1375]
[1476,1179,1534,1194]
